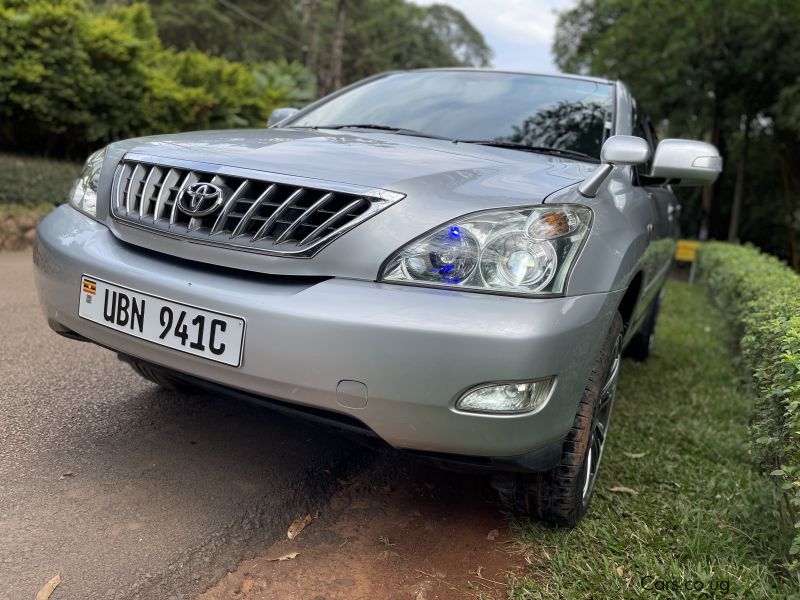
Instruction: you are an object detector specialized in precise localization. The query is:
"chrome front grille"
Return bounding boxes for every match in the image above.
[110,154,405,257]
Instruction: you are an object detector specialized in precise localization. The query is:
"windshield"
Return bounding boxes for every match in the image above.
[289,71,614,160]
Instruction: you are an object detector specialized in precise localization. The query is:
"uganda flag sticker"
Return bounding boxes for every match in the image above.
[82,277,97,295]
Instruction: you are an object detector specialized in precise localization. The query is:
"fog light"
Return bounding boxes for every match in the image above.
[456,378,554,414]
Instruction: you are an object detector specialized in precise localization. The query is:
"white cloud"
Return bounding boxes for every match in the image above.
[412,0,576,72]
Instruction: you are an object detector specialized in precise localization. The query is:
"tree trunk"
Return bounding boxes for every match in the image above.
[330,0,347,92]
[727,115,750,242]
[779,153,800,272]
[304,0,321,82]
[698,94,720,240]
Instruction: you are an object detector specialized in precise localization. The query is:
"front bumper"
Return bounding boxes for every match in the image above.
[34,206,623,464]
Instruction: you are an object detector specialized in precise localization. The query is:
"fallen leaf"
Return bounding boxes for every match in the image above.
[609,486,639,495]
[268,551,299,562]
[616,565,624,577]
[486,529,499,541]
[36,574,61,600]
[287,511,318,540]
[623,451,647,459]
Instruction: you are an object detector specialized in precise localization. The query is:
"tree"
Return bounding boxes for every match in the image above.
[139,0,492,91]
[553,0,800,265]
[328,0,347,94]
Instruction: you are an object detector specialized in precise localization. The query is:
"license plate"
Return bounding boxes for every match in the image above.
[78,275,245,367]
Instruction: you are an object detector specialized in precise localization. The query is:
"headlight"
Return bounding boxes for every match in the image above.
[69,148,107,218]
[380,205,592,296]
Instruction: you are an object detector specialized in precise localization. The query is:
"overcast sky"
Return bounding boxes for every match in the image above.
[412,0,576,73]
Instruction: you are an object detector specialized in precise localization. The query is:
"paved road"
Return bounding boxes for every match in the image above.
[0,251,367,599]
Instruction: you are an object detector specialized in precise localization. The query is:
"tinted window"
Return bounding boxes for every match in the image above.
[290,71,614,160]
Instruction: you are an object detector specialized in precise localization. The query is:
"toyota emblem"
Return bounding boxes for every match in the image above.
[177,182,225,217]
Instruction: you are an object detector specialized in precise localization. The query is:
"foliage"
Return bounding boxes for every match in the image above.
[144,0,307,64]
[696,242,800,573]
[0,153,81,207]
[251,59,319,108]
[0,0,316,156]
[510,282,796,598]
[552,0,800,265]
[144,0,492,89]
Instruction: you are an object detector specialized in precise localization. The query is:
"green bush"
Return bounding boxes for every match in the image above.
[0,152,81,206]
[697,242,800,569]
[0,0,315,157]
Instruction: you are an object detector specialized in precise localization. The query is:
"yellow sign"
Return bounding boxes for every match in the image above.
[675,240,701,262]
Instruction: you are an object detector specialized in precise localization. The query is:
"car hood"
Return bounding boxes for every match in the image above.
[107,128,594,278]
[119,128,590,195]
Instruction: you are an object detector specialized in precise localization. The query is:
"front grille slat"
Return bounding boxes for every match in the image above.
[153,168,178,222]
[210,180,250,235]
[111,157,404,258]
[252,188,304,242]
[125,164,145,213]
[275,192,334,244]
[139,166,161,218]
[299,198,366,245]
[230,184,276,237]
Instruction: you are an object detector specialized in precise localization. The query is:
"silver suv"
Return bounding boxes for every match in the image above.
[34,69,721,525]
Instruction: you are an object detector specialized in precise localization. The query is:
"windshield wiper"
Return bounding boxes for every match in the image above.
[295,124,453,141]
[456,140,599,163]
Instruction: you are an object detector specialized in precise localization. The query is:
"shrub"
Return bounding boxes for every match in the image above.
[0,1,316,157]
[697,242,800,569]
[0,152,81,206]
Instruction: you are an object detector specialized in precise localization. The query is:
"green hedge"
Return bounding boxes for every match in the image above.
[0,152,81,206]
[697,242,800,569]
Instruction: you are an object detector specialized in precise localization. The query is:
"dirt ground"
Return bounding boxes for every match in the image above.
[199,456,533,600]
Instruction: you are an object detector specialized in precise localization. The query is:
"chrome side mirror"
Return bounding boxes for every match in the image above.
[650,139,722,186]
[267,107,299,127]
[579,135,651,198]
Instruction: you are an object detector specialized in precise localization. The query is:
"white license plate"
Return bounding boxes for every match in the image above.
[78,275,245,367]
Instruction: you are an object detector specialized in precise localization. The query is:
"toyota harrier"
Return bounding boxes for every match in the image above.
[34,69,722,525]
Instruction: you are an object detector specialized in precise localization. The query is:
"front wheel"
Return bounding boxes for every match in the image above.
[500,312,623,526]
[123,356,191,392]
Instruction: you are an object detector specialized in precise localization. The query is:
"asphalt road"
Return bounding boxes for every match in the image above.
[0,250,367,599]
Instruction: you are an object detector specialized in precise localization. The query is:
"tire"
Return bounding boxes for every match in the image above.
[500,312,623,526]
[624,289,663,362]
[127,358,188,392]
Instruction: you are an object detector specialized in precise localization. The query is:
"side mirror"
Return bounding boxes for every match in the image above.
[600,135,651,166]
[650,139,722,186]
[267,107,299,128]
[579,135,651,198]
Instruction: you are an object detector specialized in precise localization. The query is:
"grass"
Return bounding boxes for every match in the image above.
[509,281,798,599]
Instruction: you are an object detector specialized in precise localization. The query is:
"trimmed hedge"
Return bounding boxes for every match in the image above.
[0,152,81,206]
[697,242,800,569]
